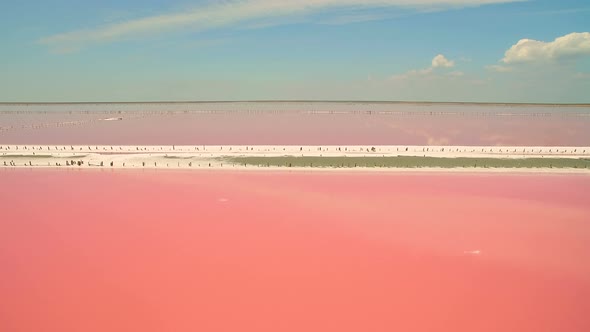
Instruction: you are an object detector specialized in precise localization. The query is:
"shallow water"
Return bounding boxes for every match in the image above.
[1,102,589,145]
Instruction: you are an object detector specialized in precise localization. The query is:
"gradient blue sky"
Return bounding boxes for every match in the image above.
[1,0,589,103]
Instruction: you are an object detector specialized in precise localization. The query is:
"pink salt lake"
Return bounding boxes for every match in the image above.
[1,169,589,332]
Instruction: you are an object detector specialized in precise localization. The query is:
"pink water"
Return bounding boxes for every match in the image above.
[1,103,590,145]
[1,169,589,331]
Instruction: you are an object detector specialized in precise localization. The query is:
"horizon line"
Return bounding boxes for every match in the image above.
[1,100,590,107]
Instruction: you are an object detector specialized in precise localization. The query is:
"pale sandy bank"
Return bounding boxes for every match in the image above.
[1,145,589,173]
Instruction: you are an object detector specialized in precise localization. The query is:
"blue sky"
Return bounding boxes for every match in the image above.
[1,0,589,103]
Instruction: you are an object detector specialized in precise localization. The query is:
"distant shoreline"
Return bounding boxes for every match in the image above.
[1,101,589,107]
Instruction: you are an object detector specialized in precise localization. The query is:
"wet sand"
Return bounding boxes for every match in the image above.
[1,169,589,332]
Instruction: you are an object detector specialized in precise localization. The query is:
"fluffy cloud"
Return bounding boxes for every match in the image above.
[39,0,522,50]
[502,32,590,64]
[432,54,455,68]
[392,54,455,79]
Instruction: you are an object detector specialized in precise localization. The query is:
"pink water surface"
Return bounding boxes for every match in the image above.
[2,103,590,145]
[1,169,590,331]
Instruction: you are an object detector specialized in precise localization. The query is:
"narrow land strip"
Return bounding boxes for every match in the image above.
[1,145,589,172]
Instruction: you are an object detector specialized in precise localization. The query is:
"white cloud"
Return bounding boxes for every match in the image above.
[432,54,455,68]
[392,54,455,80]
[39,0,522,50]
[502,32,590,64]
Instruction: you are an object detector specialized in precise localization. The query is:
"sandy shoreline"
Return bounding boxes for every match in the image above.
[1,145,589,173]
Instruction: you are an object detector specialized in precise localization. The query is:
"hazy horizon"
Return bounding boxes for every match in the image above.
[1,100,590,106]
